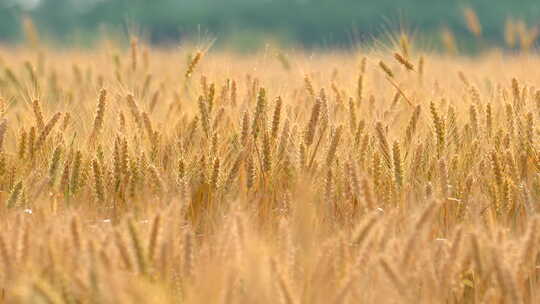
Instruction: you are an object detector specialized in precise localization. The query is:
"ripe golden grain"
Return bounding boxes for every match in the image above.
[0,37,538,303]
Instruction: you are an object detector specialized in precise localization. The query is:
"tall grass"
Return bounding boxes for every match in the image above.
[0,36,539,303]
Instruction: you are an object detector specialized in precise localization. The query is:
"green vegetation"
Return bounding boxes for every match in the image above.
[2,0,540,50]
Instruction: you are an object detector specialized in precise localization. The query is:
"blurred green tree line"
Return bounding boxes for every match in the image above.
[1,0,540,50]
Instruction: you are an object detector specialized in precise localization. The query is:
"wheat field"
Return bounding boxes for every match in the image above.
[0,34,539,303]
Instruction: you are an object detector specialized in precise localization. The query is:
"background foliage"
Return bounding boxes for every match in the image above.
[1,0,540,49]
